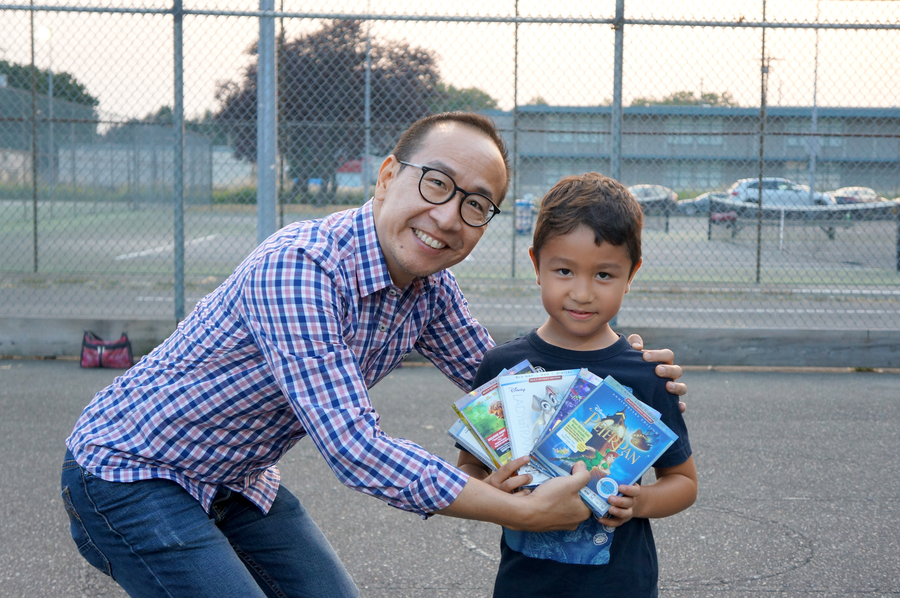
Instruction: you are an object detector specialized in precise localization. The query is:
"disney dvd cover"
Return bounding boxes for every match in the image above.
[531,376,677,519]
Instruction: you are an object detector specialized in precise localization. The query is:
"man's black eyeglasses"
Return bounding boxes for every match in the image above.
[398,161,501,227]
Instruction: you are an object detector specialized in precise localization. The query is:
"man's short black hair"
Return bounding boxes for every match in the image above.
[532,172,643,272]
[392,112,510,203]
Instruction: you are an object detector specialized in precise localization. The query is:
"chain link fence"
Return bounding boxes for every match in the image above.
[1,1,898,343]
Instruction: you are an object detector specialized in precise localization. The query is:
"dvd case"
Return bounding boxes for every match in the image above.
[530,376,677,519]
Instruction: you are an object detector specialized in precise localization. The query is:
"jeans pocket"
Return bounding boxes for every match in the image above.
[61,485,113,578]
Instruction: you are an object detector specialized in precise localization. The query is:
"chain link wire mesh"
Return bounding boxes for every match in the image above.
[1,1,898,337]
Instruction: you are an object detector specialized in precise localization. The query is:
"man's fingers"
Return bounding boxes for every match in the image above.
[667,381,687,397]
[643,348,675,366]
[626,333,644,351]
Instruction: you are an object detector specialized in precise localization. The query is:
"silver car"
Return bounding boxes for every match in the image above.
[727,178,835,207]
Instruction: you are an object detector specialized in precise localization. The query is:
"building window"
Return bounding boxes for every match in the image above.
[785,119,843,149]
[664,162,723,191]
[547,115,574,144]
[666,117,694,145]
[544,160,571,187]
[783,161,841,190]
[665,117,723,146]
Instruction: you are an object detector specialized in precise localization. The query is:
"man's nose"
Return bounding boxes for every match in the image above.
[429,195,463,230]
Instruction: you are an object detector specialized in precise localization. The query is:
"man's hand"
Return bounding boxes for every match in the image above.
[482,455,534,494]
[439,461,592,532]
[504,461,592,532]
[627,333,687,413]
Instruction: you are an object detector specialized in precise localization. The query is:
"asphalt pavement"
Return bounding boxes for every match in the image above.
[1,359,898,598]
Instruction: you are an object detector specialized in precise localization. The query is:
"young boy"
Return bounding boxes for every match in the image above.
[457,172,697,597]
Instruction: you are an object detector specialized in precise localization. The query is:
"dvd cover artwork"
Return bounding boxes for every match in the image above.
[452,359,534,467]
[448,419,496,471]
[531,376,677,518]
[498,369,579,485]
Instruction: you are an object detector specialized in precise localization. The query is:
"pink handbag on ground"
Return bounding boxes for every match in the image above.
[80,331,134,369]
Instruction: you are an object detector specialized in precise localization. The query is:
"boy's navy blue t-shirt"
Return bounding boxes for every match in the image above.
[472,330,692,598]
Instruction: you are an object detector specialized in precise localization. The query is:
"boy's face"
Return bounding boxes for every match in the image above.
[372,122,506,289]
[529,225,641,351]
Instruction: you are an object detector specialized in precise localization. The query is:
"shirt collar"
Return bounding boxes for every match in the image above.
[354,200,436,298]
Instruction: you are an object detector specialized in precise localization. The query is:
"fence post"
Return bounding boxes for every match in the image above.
[257,0,278,245]
[755,0,768,285]
[510,0,519,279]
[30,1,39,273]
[610,0,624,182]
[173,0,186,321]
[608,0,625,329]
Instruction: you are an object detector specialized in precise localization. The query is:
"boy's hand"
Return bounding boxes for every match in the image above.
[597,483,641,528]
[627,333,687,412]
[483,455,534,494]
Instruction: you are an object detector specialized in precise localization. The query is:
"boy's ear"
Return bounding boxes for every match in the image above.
[625,258,643,294]
[528,247,541,285]
[373,155,400,201]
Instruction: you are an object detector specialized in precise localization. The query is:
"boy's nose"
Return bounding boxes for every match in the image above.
[569,282,593,302]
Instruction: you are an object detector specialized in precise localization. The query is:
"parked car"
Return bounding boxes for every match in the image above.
[829,186,890,205]
[626,184,678,215]
[676,191,728,216]
[726,178,835,206]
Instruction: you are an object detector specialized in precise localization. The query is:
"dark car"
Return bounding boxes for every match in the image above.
[627,184,678,215]
[829,187,889,205]
[675,191,728,216]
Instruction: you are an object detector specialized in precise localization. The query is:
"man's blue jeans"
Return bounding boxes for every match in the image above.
[61,450,359,598]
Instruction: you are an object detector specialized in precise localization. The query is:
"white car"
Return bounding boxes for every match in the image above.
[727,178,835,207]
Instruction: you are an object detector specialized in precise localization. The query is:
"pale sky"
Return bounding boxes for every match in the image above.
[5,1,898,122]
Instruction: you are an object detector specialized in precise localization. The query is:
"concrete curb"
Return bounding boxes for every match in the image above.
[2,317,899,368]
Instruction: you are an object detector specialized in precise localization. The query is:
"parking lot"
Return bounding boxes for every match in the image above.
[2,358,898,597]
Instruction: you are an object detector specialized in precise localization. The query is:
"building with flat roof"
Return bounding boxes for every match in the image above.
[489,105,900,199]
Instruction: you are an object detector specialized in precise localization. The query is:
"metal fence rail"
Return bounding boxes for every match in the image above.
[1,1,898,342]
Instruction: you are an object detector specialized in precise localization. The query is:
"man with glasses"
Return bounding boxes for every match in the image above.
[62,112,686,598]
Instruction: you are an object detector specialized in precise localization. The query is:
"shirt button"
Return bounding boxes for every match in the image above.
[388,289,398,297]
[378,324,387,332]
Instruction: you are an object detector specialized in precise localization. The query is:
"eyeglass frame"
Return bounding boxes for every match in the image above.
[397,160,502,227]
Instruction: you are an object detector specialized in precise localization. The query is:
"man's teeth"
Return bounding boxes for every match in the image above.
[414,229,446,249]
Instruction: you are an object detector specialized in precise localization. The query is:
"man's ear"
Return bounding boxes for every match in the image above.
[528,246,541,285]
[373,155,400,201]
[625,258,643,294]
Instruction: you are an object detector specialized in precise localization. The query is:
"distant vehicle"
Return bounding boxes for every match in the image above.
[829,186,890,205]
[627,185,678,215]
[726,178,835,207]
[676,191,727,216]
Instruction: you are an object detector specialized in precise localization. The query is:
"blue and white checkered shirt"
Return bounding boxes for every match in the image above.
[67,201,492,516]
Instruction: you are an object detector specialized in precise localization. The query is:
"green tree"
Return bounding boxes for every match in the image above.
[0,59,98,107]
[215,19,496,204]
[429,82,498,113]
[630,90,738,107]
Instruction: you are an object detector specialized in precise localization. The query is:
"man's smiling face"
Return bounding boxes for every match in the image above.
[372,122,507,288]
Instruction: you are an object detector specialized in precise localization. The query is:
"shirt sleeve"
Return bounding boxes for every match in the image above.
[649,381,693,470]
[239,246,468,516]
[414,271,495,393]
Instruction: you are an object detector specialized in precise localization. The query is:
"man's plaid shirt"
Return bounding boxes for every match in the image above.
[67,201,493,516]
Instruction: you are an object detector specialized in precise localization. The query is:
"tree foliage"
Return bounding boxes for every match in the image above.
[214,19,497,201]
[0,59,99,107]
[630,90,738,108]
[429,82,498,113]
